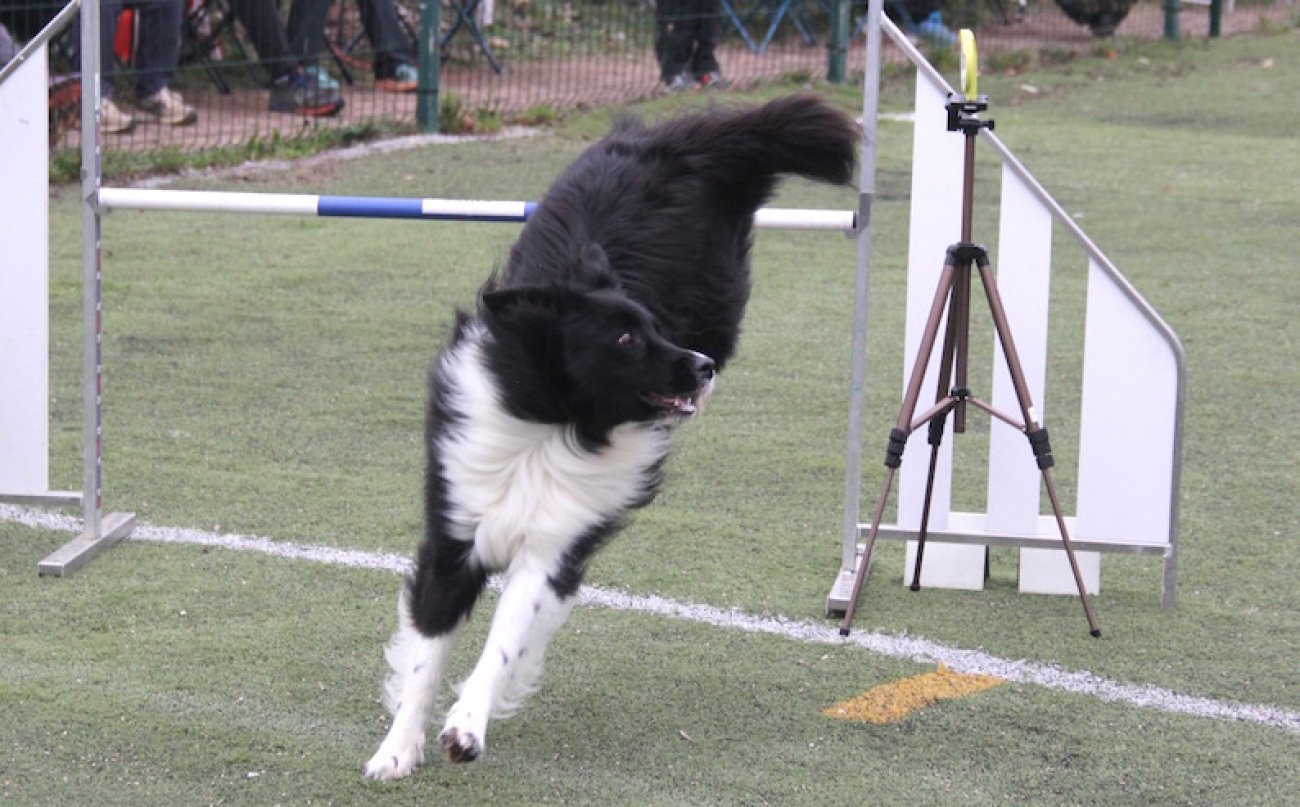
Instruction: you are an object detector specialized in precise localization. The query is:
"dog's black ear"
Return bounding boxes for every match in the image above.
[571,243,618,292]
[480,285,567,338]
[482,285,558,314]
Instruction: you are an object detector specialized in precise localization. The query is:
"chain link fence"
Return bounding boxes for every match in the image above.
[2,0,1293,155]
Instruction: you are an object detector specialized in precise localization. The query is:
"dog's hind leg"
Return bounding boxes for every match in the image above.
[438,563,574,763]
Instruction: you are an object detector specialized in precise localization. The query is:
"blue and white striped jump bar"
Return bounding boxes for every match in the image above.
[96,188,857,232]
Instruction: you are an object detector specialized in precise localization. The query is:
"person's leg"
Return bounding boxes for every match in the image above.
[227,0,295,80]
[227,0,344,115]
[92,0,134,132]
[131,0,197,123]
[688,0,722,81]
[285,0,331,62]
[654,0,692,85]
[98,0,125,94]
[131,0,183,97]
[286,0,340,89]
[360,0,415,80]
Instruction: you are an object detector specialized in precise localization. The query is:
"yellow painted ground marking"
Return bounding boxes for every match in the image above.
[821,664,1006,724]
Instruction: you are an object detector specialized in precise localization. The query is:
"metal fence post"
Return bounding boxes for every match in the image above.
[417,0,441,132]
[827,0,851,83]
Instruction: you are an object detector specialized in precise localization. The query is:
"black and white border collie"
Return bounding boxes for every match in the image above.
[364,94,859,779]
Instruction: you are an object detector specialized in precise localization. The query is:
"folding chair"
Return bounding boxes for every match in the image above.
[755,0,818,53]
[181,0,260,92]
[440,0,502,74]
[719,0,759,51]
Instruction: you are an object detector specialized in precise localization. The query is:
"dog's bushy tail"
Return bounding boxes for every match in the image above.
[631,93,860,209]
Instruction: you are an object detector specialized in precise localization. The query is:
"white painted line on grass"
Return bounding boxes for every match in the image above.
[5,504,1298,734]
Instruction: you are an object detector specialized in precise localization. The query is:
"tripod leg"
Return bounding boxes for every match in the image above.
[909,413,949,591]
[1042,466,1102,636]
[898,260,959,430]
[951,257,972,433]
[909,259,966,591]
[838,466,897,636]
[975,259,1102,637]
[839,260,960,636]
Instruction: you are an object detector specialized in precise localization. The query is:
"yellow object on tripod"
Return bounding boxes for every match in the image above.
[959,29,978,98]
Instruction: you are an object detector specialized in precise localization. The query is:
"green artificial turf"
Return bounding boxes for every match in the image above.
[3,29,1297,806]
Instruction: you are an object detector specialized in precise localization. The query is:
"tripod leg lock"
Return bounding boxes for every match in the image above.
[947,242,990,268]
[885,428,909,469]
[1027,427,1055,470]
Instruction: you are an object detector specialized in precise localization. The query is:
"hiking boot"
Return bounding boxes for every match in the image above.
[269,70,344,117]
[375,62,418,93]
[100,97,134,133]
[136,87,198,126]
[304,63,341,93]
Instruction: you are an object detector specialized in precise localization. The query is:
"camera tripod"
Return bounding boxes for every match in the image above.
[838,93,1101,638]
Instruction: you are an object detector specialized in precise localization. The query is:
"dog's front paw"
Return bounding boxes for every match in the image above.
[438,726,483,763]
[363,736,426,781]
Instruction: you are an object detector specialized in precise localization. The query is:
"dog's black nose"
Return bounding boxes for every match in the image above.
[693,353,716,383]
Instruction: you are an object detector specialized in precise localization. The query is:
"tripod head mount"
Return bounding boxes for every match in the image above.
[946,94,995,135]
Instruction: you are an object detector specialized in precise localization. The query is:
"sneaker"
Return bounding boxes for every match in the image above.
[696,70,728,89]
[100,97,134,134]
[375,62,418,93]
[303,64,341,93]
[136,87,198,126]
[663,71,693,92]
[269,71,344,117]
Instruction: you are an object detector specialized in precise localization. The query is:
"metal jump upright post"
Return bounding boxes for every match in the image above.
[831,0,887,621]
[0,0,138,575]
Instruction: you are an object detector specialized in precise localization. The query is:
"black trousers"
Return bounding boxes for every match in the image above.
[654,0,720,82]
[286,0,414,78]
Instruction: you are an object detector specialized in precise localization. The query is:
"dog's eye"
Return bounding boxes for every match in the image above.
[617,332,636,348]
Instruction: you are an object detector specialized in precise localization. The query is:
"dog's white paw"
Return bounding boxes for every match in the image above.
[363,736,426,781]
[438,725,483,763]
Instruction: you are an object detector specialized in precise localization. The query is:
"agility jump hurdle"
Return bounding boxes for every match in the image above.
[827,14,1184,614]
[95,189,858,231]
[3,0,1180,614]
[0,0,862,575]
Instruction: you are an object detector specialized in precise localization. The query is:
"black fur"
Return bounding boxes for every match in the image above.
[366,95,859,777]
[409,93,858,637]
[495,93,859,372]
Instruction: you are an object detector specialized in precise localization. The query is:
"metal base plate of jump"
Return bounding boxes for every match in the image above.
[37,511,137,577]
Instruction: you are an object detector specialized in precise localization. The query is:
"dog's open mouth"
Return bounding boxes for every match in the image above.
[642,391,700,418]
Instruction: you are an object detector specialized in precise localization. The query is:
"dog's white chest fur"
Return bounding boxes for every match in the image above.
[437,328,671,571]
